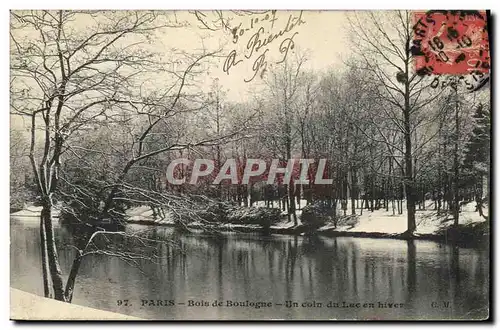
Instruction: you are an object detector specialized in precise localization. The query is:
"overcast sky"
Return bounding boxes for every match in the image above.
[168,10,352,102]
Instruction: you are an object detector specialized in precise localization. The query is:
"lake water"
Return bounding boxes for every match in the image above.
[10,219,489,320]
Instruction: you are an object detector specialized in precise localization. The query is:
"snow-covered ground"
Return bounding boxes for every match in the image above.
[248,199,488,235]
[245,199,488,235]
[319,200,488,235]
[10,204,61,221]
[126,205,176,224]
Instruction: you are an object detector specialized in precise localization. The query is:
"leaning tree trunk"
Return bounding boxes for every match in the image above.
[64,253,83,303]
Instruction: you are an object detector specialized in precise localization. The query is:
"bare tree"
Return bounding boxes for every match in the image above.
[263,55,308,226]
[347,11,440,235]
[9,9,233,302]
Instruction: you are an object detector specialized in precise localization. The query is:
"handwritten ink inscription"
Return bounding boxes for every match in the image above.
[412,10,490,91]
[223,11,306,83]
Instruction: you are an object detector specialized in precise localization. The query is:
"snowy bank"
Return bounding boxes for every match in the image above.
[124,200,488,244]
[316,200,488,243]
[11,200,488,244]
[10,205,61,220]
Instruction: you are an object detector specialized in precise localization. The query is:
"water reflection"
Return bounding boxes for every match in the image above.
[10,219,489,320]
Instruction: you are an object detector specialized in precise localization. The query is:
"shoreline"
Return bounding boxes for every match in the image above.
[10,202,489,247]
[126,218,489,247]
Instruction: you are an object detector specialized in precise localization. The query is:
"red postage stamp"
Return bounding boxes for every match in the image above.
[412,10,490,76]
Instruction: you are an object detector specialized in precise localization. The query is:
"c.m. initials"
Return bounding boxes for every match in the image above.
[431,301,451,308]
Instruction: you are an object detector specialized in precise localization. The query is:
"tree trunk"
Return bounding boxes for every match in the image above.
[41,200,66,301]
[453,92,460,226]
[39,215,51,298]
[389,157,396,216]
[286,162,297,226]
[64,254,83,303]
[350,168,356,215]
[403,65,416,234]
[422,185,426,210]
[332,199,338,228]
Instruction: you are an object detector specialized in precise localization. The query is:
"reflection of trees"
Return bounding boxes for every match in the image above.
[451,245,460,293]
[284,236,299,301]
[405,240,416,308]
[285,236,299,280]
[351,244,359,296]
[301,236,322,293]
[217,240,224,300]
[16,222,491,319]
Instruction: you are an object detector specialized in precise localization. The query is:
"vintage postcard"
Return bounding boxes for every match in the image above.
[9,9,491,321]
